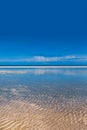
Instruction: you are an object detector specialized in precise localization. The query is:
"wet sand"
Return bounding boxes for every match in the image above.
[0,99,87,130]
[0,68,87,129]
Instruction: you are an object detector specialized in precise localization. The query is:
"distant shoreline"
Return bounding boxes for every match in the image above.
[0,66,87,68]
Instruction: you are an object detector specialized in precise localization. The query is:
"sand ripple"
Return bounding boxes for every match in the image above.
[0,100,87,130]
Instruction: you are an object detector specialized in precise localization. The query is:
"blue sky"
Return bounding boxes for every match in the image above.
[0,0,87,65]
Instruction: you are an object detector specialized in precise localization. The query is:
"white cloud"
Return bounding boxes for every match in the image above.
[26,56,62,62]
[64,55,77,59]
[0,55,87,62]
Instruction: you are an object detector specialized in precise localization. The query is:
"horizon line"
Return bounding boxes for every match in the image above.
[0,65,87,68]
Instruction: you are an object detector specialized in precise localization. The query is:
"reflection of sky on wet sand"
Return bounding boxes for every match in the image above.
[0,69,87,129]
[0,68,87,106]
[0,68,87,75]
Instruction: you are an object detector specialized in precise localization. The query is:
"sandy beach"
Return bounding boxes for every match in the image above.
[0,99,87,130]
[0,68,87,130]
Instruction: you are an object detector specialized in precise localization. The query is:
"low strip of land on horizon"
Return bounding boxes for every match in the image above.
[0,66,87,68]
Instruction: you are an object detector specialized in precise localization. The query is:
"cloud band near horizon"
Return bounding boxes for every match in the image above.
[0,55,87,63]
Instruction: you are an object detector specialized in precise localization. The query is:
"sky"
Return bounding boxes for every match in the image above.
[0,0,87,65]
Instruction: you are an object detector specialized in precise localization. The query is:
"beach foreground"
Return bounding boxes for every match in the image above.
[0,99,87,130]
[0,68,87,130]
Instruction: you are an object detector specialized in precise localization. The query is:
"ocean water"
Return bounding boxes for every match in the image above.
[0,68,87,130]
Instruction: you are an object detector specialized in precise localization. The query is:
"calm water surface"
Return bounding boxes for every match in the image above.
[0,68,87,106]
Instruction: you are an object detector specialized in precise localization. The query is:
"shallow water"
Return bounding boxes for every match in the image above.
[0,68,87,130]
